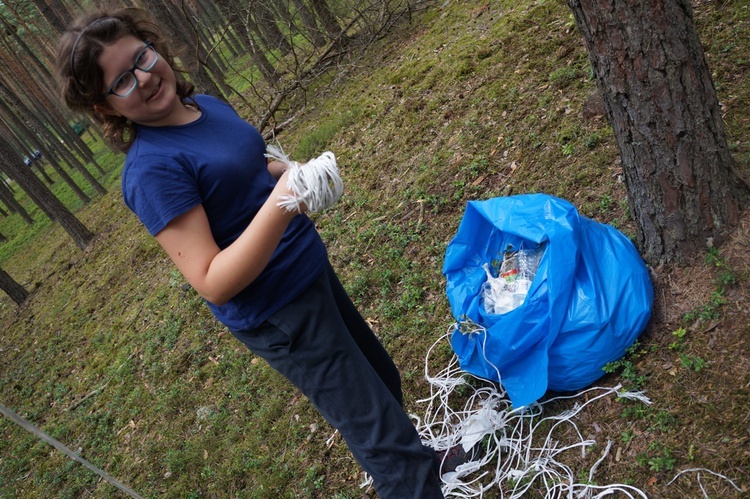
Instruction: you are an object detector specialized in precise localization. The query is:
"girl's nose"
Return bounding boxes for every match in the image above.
[134,67,153,86]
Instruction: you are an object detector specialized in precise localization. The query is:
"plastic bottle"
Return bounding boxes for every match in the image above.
[513,248,534,307]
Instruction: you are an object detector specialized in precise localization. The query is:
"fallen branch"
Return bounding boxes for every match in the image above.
[262,106,307,141]
[256,14,363,134]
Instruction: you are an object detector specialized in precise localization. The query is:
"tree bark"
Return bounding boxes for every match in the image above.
[0,138,94,251]
[33,162,54,185]
[0,179,33,224]
[568,0,750,264]
[30,0,71,34]
[243,11,280,86]
[252,2,292,54]
[291,0,327,47]
[139,0,227,98]
[0,267,28,306]
[0,117,93,205]
[308,0,341,38]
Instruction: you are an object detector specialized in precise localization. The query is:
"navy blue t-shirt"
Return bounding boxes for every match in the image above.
[121,94,326,330]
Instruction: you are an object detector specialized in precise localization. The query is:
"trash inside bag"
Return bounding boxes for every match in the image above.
[480,244,545,315]
[443,194,653,408]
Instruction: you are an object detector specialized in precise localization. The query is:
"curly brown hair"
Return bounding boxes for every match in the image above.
[56,6,196,152]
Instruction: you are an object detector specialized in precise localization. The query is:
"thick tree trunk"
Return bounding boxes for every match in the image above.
[309,0,341,38]
[253,2,292,54]
[568,0,750,264]
[0,267,28,306]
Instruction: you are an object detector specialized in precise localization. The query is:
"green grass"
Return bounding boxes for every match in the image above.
[0,145,121,266]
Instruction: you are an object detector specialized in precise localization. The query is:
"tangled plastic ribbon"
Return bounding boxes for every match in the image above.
[265,144,344,213]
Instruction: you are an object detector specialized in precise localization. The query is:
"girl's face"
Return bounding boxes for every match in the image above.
[94,35,189,127]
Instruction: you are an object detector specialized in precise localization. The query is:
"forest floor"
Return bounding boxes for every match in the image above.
[0,0,748,497]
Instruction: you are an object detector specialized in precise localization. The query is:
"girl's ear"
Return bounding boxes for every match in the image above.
[93,102,121,117]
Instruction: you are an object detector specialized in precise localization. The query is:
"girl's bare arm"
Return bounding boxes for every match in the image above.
[154,170,302,305]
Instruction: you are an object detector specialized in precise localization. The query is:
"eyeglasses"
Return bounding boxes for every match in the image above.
[101,41,159,101]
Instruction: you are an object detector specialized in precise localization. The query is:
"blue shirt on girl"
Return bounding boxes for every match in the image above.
[121,94,326,330]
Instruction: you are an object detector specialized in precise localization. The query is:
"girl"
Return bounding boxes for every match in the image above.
[56,7,448,497]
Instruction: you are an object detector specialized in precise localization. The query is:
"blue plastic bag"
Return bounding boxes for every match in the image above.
[443,194,653,408]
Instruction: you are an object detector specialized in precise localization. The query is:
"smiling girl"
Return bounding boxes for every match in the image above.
[55,7,445,498]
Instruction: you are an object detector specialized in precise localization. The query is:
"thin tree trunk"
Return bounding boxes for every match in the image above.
[0,180,33,224]
[308,0,341,38]
[0,267,28,306]
[29,0,71,34]
[0,139,94,250]
[0,174,14,193]
[140,0,227,98]
[291,0,327,47]
[33,163,54,185]
[253,2,292,54]
[246,20,279,86]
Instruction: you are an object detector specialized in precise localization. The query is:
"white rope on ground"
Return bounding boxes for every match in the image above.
[360,325,744,497]
[265,144,343,214]
[667,468,744,496]
[0,402,143,498]
[410,326,746,497]
[412,326,654,498]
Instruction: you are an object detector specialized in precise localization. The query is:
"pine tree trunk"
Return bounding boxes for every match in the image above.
[0,267,28,306]
[308,0,341,38]
[30,0,71,34]
[33,163,54,185]
[291,0,327,47]
[0,139,94,250]
[253,2,292,54]
[243,12,280,86]
[0,180,33,224]
[140,0,227,98]
[568,0,750,264]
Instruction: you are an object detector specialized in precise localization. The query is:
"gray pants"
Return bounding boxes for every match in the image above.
[231,262,443,498]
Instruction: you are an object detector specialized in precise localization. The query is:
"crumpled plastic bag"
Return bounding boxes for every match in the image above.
[443,194,653,408]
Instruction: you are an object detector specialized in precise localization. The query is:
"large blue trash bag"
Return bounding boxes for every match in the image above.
[443,194,653,408]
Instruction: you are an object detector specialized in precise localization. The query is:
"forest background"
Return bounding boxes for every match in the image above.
[0,0,748,497]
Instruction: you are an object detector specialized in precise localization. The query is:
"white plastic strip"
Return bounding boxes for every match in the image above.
[412,328,651,498]
[266,144,343,213]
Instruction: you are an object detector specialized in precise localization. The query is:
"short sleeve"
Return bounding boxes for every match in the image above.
[121,153,202,236]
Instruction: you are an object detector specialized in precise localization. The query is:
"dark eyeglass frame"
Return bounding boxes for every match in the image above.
[100,41,159,102]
